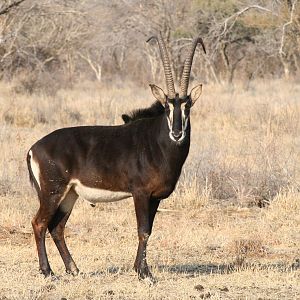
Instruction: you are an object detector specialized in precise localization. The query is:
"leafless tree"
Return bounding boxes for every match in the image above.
[0,0,299,92]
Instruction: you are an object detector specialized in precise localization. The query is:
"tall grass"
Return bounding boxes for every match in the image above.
[1,80,300,206]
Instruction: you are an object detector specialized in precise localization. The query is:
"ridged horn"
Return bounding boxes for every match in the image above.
[179,37,206,99]
[147,32,176,99]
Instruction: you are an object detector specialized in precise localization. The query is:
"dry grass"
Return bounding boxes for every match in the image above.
[0,80,299,299]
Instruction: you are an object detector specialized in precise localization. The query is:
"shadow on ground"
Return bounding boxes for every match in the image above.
[158,263,232,276]
[80,259,300,279]
[84,264,230,278]
[86,266,132,278]
[158,260,300,276]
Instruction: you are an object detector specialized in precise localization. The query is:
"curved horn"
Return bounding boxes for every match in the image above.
[179,37,206,99]
[147,32,176,99]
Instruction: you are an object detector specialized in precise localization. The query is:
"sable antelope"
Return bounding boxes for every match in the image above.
[27,33,206,283]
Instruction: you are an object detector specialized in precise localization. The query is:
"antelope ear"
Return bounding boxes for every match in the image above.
[190,84,202,106]
[150,84,167,104]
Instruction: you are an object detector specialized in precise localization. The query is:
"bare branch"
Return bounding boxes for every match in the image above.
[0,0,26,16]
[279,0,298,56]
[78,52,102,82]
[220,5,274,38]
[211,5,276,60]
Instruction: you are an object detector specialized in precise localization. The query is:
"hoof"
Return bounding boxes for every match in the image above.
[66,268,80,276]
[40,268,54,278]
[138,271,157,286]
[140,275,157,286]
[135,264,157,285]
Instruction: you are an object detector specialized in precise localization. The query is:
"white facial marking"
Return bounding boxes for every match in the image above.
[71,179,132,204]
[176,107,188,143]
[169,132,177,142]
[181,103,189,131]
[167,102,189,143]
[29,150,41,189]
[167,104,174,131]
[167,103,177,142]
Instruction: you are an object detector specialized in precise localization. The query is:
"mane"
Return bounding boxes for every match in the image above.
[122,101,164,123]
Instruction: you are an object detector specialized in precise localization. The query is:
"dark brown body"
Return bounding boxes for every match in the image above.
[30,114,189,198]
[27,107,190,281]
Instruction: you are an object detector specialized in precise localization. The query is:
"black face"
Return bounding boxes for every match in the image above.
[165,95,192,143]
[149,83,202,143]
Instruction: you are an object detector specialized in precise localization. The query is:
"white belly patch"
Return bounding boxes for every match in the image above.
[71,179,132,204]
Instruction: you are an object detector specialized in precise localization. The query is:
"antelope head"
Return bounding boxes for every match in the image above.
[148,33,206,143]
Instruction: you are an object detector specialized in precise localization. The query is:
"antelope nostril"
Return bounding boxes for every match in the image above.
[172,130,182,138]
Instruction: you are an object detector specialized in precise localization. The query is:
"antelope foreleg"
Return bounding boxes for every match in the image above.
[133,194,160,283]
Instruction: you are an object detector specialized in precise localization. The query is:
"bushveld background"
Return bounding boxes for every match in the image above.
[0,0,299,299]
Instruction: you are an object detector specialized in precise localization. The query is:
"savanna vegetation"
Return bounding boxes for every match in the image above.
[0,0,299,299]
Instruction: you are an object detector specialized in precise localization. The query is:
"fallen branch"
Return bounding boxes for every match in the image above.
[157,208,180,213]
